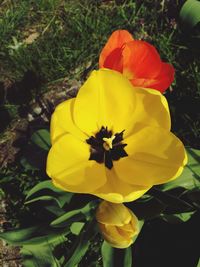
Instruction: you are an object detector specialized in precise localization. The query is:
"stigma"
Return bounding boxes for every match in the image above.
[103,136,116,150]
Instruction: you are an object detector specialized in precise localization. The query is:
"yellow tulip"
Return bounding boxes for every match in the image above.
[46,69,187,203]
[96,201,139,248]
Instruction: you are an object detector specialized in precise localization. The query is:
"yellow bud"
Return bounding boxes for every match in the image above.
[96,201,139,248]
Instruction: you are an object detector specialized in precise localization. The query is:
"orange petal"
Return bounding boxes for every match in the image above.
[99,30,133,69]
[145,63,175,93]
[122,40,162,79]
[102,48,123,73]
[131,63,174,93]
[122,40,174,92]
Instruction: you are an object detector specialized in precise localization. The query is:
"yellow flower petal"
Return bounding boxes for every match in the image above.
[96,201,132,226]
[96,201,139,248]
[93,168,150,203]
[99,224,134,249]
[117,225,135,239]
[101,224,133,248]
[50,98,86,145]
[115,126,187,186]
[134,87,170,129]
[47,133,106,191]
[130,212,140,234]
[47,69,187,203]
[73,69,136,135]
[124,87,170,137]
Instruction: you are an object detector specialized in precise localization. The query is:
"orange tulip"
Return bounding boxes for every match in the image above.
[99,30,175,93]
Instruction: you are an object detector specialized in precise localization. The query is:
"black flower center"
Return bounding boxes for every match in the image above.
[86,126,128,169]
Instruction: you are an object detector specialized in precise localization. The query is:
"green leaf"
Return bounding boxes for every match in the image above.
[0,226,39,245]
[101,241,114,267]
[185,189,200,208]
[70,222,85,235]
[51,201,97,228]
[64,219,98,267]
[127,197,166,220]
[0,225,70,246]
[160,211,195,224]
[180,0,200,31]
[0,175,14,185]
[123,247,132,267]
[22,142,48,170]
[187,147,200,178]
[30,129,51,151]
[101,242,133,267]
[51,209,83,229]
[26,180,61,198]
[197,257,200,267]
[149,187,193,213]
[25,180,73,209]
[20,156,39,170]
[2,220,136,266]
[0,188,5,198]
[21,234,67,267]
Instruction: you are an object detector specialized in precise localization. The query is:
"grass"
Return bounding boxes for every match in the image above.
[0,0,190,80]
[0,0,200,266]
[0,0,200,146]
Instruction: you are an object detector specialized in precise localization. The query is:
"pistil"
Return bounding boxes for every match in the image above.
[103,136,116,151]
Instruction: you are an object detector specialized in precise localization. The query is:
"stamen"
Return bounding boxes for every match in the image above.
[86,127,127,169]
